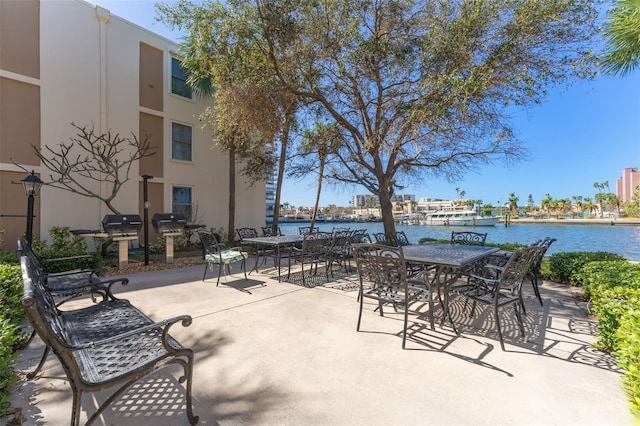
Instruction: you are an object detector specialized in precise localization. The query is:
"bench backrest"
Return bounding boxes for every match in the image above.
[20,256,83,385]
[21,256,67,344]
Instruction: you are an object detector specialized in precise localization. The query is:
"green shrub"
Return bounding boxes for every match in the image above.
[616,309,640,416]
[574,261,640,301]
[0,264,26,415]
[591,287,640,352]
[0,252,18,265]
[548,251,626,284]
[148,234,189,255]
[32,227,101,273]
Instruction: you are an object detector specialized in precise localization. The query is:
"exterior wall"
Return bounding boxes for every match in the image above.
[0,0,266,252]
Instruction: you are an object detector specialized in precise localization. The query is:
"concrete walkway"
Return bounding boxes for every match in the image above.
[9,260,636,425]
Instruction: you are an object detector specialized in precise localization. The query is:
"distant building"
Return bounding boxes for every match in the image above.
[617,167,640,203]
[415,198,455,213]
[352,194,380,208]
[390,194,415,202]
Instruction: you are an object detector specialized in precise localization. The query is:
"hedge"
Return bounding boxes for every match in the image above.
[570,259,640,416]
[0,264,25,415]
[548,251,626,284]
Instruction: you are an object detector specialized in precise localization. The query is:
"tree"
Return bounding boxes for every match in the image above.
[541,193,554,218]
[508,192,519,214]
[30,122,154,214]
[254,0,599,234]
[293,122,345,229]
[199,87,279,241]
[583,197,596,216]
[602,0,640,76]
[157,1,293,241]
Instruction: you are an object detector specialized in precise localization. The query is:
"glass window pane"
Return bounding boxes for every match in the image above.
[172,186,193,221]
[171,57,192,98]
[171,122,192,161]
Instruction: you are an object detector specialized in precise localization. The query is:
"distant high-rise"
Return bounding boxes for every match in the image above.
[617,167,640,203]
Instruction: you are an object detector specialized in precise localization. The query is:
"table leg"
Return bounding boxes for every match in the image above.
[249,243,260,274]
[437,266,459,334]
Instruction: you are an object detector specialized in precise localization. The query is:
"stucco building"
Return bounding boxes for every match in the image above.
[617,167,640,204]
[0,0,266,252]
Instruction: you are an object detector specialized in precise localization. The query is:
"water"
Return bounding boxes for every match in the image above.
[278,222,640,261]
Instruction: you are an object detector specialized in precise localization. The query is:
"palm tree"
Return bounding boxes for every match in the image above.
[541,193,554,218]
[508,192,519,215]
[299,122,344,229]
[602,0,640,76]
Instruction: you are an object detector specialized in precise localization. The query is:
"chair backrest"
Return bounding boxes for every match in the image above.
[261,226,282,237]
[394,231,411,246]
[198,231,223,257]
[330,230,351,251]
[531,237,556,272]
[298,226,318,235]
[349,229,371,244]
[372,231,410,247]
[352,243,408,290]
[236,227,259,241]
[331,227,350,234]
[302,231,331,255]
[495,246,541,294]
[451,231,487,246]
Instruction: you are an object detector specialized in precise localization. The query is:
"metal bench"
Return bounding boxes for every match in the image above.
[20,255,199,425]
[18,239,131,379]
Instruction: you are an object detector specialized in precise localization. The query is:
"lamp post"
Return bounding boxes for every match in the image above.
[21,171,43,247]
[142,174,153,265]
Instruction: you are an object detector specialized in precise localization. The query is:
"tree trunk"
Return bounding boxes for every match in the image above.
[228,147,236,244]
[271,113,292,233]
[311,155,325,231]
[378,186,396,235]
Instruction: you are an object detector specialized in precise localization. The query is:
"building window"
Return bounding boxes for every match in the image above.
[172,186,193,220]
[171,122,192,162]
[171,57,192,99]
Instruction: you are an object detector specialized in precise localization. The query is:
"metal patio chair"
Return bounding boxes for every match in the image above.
[352,243,431,349]
[199,230,248,286]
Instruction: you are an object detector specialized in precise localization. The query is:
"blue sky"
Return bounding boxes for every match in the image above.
[92,0,640,208]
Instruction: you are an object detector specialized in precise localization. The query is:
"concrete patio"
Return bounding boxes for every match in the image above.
[9,259,636,425]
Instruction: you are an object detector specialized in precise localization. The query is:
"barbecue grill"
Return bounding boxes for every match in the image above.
[102,214,143,238]
[151,213,187,236]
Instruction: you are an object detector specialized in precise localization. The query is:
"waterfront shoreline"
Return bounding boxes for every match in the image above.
[509,217,640,226]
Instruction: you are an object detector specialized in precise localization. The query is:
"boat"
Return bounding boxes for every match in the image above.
[421,209,499,227]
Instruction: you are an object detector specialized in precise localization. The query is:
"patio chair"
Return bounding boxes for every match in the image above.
[261,226,282,236]
[287,231,332,286]
[298,226,319,235]
[372,231,410,247]
[349,229,371,244]
[237,227,276,266]
[451,231,487,246]
[199,230,248,286]
[328,230,353,274]
[486,237,556,307]
[352,243,431,349]
[454,245,541,350]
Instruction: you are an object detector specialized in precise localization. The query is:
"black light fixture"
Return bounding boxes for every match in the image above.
[21,170,43,246]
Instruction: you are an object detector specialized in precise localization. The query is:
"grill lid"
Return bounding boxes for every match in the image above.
[151,213,187,234]
[101,214,142,236]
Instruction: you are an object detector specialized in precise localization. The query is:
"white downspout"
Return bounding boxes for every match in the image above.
[96,6,110,219]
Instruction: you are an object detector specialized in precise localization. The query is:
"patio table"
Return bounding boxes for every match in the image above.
[401,243,499,333]
[243,235,305,281]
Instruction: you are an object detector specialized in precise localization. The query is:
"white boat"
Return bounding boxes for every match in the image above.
[421,209,499,226]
